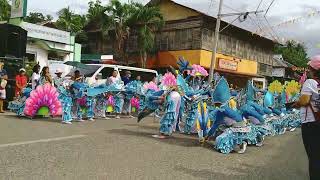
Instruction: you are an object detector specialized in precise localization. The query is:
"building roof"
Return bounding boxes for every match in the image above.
[273,55,293,68]
[147,0,275,42]
[37,21,57,29]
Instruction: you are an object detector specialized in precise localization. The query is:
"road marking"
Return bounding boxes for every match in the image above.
[0,135,87,148]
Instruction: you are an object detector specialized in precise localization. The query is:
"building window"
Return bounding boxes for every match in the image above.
[26,52,36,62]
[48,51,64,61]
[259,63,267,73]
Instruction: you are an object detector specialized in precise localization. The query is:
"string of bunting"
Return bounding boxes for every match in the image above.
[254,10,320,36]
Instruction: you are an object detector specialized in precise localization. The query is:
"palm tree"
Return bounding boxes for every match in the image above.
[55,7,85,34]
[0,0,11,21]
[105,0,135,63]
[86,0,110,36]
[131,3,164,68]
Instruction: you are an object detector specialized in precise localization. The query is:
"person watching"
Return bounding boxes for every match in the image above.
[15,68,28,97]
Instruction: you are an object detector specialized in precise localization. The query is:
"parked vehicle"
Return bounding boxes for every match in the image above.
[65,63,158,85]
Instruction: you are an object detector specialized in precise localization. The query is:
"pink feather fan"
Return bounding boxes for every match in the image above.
[24,84,62,117]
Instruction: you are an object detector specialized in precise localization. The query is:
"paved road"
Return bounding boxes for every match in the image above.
[0,114,308,180]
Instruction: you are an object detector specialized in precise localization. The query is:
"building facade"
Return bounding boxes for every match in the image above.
[127,0,276,87]
[8,19,82,75]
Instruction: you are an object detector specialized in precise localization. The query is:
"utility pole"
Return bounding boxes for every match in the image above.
[207,0,264,83]
[208,0,223,83]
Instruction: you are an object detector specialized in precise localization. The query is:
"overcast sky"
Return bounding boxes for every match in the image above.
[25,0,320,56]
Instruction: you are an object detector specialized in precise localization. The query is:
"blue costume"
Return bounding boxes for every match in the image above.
[160,91,181,135]
[8,88,32,116]
[57,87,73,123]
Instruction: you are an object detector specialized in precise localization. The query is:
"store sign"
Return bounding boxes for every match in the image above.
[291,66,307,72]
[101,55,114,60]
[21,22,71,44]
[11,0,27,18]
[272,68,285,77]
[218,59,238,71]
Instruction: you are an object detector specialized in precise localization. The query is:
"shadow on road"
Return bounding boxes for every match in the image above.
[3,114,62,124]
[174,164,247,180]
[108,128,201,148]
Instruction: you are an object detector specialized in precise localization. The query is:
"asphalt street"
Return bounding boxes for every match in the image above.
[0,113,308,180]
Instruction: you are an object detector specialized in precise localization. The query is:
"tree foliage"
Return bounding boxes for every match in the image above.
[55,7,86,34]
[24,12,53,24]
[104,0,136,63]
[130,3,164,67]
[87,0,110,36]
[1,0,165,68]
[0,0,11,21]
[274,40,309,67]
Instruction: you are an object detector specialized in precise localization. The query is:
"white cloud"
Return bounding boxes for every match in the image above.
[26,0,320,56]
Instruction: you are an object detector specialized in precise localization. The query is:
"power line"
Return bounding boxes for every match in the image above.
[222,3,241,13]
[207,0,214,14]
[248,15,264,34]
[263,0,282,42]
[263,16,281,42]
[264,0,275,16]
[255,15,279,41]
[256,0,263,12]
[249,15,278,41]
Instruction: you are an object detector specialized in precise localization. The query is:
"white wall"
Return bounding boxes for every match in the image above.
[48,61,73,77]
[63,53,73,62]
[27,41,74,72]
[26,43,48,67]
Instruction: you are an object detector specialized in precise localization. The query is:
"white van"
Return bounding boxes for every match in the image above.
[66,64,158,86]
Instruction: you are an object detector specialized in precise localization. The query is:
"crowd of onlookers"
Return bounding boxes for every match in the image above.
[0,62,155,116]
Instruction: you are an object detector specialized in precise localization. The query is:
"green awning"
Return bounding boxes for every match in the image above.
[33,39,73,54]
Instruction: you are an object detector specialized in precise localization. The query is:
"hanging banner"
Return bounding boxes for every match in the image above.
[21,22,71,44]
[11,0,27,18]
[272,68,285,77]
[218,59,238,71]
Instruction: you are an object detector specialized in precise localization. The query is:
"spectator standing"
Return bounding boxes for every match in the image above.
[122,71,131,85]
[15,68,28,97]
[108,70,120,85]
[0,62,8,113]
[31,64,41,90]
[54,68,64,87]
[72,70,83,82]
[294,55,320,180]
[39,66,53,86]
[136,75,141,83]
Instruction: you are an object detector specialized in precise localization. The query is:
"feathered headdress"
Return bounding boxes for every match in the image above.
[211,77,231,104]
[161,72,177,88]
[268,80,283,94]
[143,81,160,91]
[177,57,193,73]
[188,64,209,77]
[246,80,255,102]
[264,91,274,108]
[285,80,301,96]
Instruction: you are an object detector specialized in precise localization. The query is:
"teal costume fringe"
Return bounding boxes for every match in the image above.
[184,102,198,134]
[160,98,176,135]
[58,87,73,122]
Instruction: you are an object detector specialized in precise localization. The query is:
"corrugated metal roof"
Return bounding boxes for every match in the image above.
[147,0,275,42]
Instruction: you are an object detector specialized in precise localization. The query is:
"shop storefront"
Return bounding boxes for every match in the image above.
[20,22,81,75]
[8,0,81,76]
[147,49,264,89]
